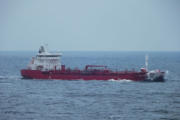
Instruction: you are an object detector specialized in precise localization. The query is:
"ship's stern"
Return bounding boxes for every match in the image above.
[21,69,33,79]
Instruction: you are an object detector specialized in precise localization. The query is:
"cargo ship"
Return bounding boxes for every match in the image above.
[21,46,165,82]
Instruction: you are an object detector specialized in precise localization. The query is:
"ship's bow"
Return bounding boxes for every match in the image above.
[147,70,165,82]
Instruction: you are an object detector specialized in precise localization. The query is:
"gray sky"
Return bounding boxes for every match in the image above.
[0,0,180,51]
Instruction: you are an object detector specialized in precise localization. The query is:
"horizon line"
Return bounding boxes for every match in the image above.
[0,50,180,52]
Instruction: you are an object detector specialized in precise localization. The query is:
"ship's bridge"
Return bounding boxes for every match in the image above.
[28,46,62,71]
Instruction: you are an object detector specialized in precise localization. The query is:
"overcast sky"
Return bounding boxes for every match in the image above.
[0,0,180,51]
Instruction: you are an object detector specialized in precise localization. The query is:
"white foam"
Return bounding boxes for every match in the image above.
[165,70,169,74]
[108,79,132,82]
[0,75,21,80]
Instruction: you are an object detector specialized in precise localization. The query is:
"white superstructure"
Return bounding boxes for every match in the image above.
[28,46,62,71]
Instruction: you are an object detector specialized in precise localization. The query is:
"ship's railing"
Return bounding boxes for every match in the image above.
[85,65,107,70]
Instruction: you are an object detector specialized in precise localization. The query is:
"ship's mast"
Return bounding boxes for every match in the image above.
[145,54,148,71]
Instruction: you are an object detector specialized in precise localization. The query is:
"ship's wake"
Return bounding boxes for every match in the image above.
[108,79,132,83]
[0,75,21,80]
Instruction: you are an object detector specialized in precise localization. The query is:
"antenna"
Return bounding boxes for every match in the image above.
[45,43,49,52]
[145,54,148,71]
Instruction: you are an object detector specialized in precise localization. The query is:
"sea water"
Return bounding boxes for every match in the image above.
[0,51,180,120]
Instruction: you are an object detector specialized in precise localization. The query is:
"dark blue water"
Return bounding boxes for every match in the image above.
[0,51,180,120]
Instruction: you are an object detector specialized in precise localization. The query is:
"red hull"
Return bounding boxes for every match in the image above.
[20,46,164,82]
[21,69,147,81]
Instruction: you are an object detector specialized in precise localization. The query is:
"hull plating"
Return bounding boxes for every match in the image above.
[21,69,147,81]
